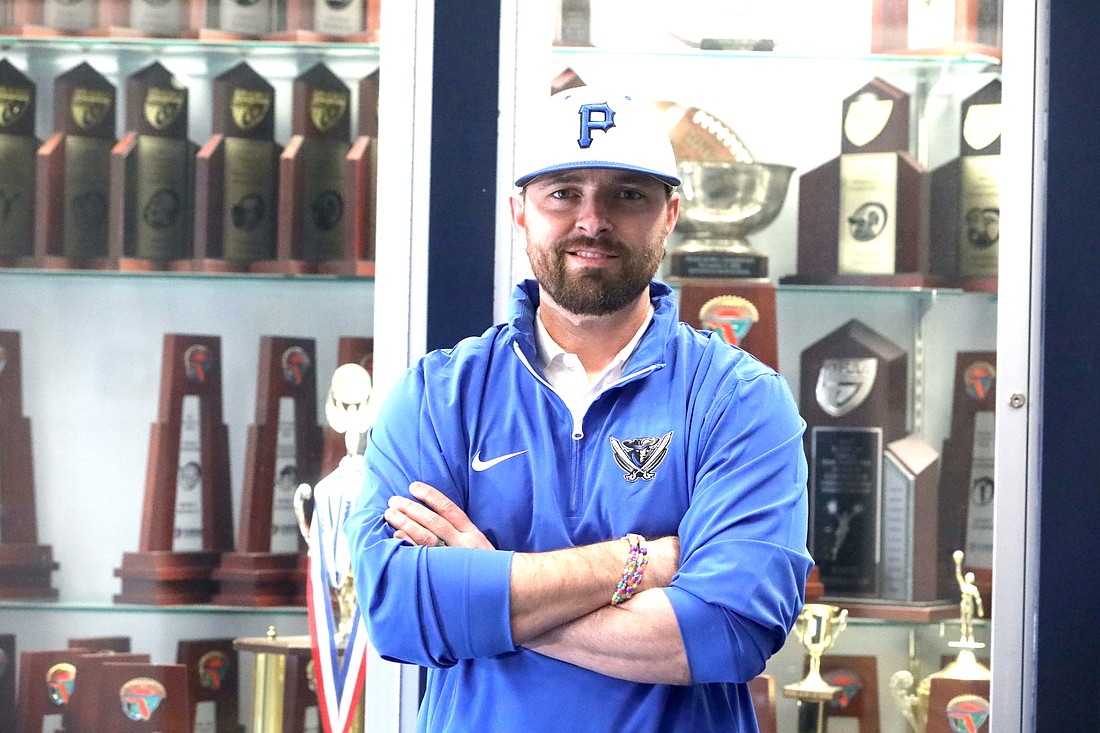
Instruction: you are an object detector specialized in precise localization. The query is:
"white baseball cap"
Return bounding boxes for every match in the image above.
[513,87,680,188]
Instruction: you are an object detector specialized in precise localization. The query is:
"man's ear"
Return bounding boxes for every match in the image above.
[665,192,680,235]
[509,192,526,230]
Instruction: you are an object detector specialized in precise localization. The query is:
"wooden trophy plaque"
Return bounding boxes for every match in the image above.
[34,61,117,270]
[670,278,778,372]
[15,646,91,733]
[814,655,880,733]
[925,677,990,733]
[273,0,377,41]
[0,60,38,267]
[871,0,1001,58]
[0,634,14,733]
[177,638,239,733]
[115,334,234,605]
[929,79,1001,292]
[879,435,946,605]
[785,77,934,288]
[98,0,200,37]
[318,69,377,277]
[748,674,777,733]
[321,335,374,475]
[938,352,996,604]
[109,62,196,272]
[234,630,320,733]
[259,63,352,275]
[192,62,279,273]
[96,662,191,733]
[198,0,275,38]
[0,330,59,600]
[800,320,907,599]
[68,636,131,652]
[67,651,152,733]
[213,336,321,606]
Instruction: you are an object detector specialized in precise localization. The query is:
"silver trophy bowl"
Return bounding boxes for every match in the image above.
[676,159,795,237]
[671,160,794,278]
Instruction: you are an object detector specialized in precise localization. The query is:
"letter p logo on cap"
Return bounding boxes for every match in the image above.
[577,102,615,148]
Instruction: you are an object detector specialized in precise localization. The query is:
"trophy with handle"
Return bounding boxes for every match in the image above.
[783,603,849,733]
[293,362,373,733]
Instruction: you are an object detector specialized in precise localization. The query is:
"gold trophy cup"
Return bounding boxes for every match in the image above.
[783,603,849,733]
[889,551,992,732]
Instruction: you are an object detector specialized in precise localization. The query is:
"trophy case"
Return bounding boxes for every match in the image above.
[0,0,427,728]
[493,3,1033,732]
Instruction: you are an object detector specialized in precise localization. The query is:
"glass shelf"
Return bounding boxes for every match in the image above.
[0,34,379,57]
[0,266,375,284]
[0,600,306,615]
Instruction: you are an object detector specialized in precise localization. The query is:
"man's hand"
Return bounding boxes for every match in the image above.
[384,482,495,550]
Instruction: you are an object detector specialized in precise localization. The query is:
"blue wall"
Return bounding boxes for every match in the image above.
[1036,1,1100,729]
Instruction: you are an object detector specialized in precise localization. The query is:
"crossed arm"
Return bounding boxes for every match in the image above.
[384,481,691,685]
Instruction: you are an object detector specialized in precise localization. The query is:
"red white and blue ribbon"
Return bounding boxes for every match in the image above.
[307,500,368,733]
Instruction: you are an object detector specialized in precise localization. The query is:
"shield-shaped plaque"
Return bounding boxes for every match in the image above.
[816,357,878,418]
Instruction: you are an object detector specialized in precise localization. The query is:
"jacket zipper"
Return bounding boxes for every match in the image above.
[512,342,665,514]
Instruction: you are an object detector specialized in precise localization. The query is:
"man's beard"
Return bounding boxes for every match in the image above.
[527,233,664,316]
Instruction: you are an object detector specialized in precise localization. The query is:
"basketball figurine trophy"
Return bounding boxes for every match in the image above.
[293,362,373,733]
[783,603,849,733]
[889,550,992,733]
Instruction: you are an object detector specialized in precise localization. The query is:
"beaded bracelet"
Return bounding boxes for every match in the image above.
[611,534,649,605]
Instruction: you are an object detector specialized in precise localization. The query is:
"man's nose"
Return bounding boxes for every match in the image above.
[574,195,613,237]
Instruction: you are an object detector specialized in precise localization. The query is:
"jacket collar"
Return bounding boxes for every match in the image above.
[508,279,675,373]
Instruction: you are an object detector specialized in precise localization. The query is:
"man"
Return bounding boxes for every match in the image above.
[346,87,812,732]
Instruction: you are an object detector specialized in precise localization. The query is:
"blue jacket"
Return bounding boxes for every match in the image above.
[346,279,813,732]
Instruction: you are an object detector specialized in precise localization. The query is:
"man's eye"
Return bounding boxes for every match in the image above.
[618,189,645,200]
[549,189,576,199]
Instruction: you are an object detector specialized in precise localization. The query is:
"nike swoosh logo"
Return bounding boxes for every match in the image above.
[471,450,528,472]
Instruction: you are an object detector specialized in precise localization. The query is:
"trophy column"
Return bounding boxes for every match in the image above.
[114,334,234,605]
[34,62,117,270]
[0,60,37,267]
[213,336,322,607]
[0,330,58,600]
[109,62,196,271]
[260,63,353,275]
[192,62,280,273]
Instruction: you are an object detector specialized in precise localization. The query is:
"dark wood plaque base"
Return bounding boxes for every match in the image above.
[0,543,59,600]
[820,598,958,622]
[0,634,13,733]
[212,552,306,606]
[68,636,131,652]
[114,550,221,605]
[779,272,951,288]
[668,247,768,279]
[748,675,776,733]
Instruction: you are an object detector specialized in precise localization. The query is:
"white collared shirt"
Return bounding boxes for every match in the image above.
[534,305,654,428]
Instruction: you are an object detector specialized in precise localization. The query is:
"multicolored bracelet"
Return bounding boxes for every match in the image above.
[611,534,649,605]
